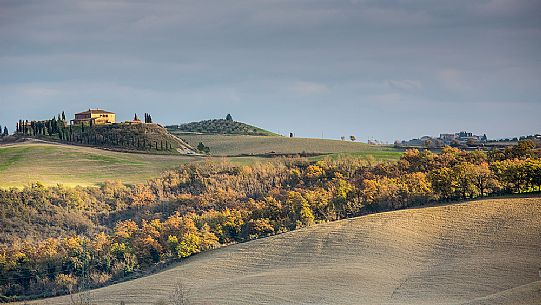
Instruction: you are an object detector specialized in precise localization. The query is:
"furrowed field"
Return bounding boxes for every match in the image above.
[16,196,541,305]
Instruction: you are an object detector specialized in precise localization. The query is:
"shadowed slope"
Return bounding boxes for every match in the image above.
[21,196,541,305]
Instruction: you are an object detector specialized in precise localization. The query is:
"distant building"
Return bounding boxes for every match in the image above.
[439,133,456,143]
[71,109,116,125]
[457,131,473,138]
[400,131,488,148]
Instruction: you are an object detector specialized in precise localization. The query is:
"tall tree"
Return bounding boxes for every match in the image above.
[226,114,233,121]
[134,113,139,121]
[3,126,8,136]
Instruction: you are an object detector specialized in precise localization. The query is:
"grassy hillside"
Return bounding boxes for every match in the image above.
[0,142,303,187]
[0,141,399,188]
[167,119,277,136]
[174,133,402,159]
[24,196,541,305]
[0,143,196,187]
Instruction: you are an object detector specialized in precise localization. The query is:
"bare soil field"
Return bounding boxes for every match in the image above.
[19,196,541,305]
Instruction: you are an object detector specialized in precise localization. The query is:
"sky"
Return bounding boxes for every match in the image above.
[1,0,540,142]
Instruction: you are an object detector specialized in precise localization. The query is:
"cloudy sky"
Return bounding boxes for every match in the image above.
[1,0,540,141]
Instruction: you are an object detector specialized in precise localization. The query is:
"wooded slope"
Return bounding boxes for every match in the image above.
[23,196,541,305]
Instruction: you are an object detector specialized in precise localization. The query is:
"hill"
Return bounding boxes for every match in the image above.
[166,119,277,136]
[0,140,400,188]
[461,280,541,305]
[23,196,541,305]
[18,122,195,154]
[0,142,196,187]
[64,123,194,154]
[173,133,402,159]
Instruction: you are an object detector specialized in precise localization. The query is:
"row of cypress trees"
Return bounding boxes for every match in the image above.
[15,111,171,151]
[16,112,67,138]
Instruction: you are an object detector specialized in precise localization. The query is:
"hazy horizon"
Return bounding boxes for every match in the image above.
[1,0,540,142]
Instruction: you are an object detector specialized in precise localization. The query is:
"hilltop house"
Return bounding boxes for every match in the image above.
[71,109,116,125]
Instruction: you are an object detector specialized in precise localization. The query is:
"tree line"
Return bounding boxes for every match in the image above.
[0,141,540,301]
[16,112,67,139]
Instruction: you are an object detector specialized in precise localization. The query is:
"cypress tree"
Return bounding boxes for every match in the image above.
[3,126,8,136]
[50,117,56,134]
[62,111,66,121]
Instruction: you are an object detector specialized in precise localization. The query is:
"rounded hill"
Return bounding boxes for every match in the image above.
[167,119,277,136]
[86,123,193,153]
[26,195,541,305]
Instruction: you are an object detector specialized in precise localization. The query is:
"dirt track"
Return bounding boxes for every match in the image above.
[22,196,541,305]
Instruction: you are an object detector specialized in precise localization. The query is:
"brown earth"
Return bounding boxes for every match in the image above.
[19,196,541,305]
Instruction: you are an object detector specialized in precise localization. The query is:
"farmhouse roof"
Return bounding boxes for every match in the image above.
[76,109,115,115]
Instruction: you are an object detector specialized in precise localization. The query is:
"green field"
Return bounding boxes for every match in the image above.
[175,133,402,158]
[0,143,198,188]
[0,138,402,187]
